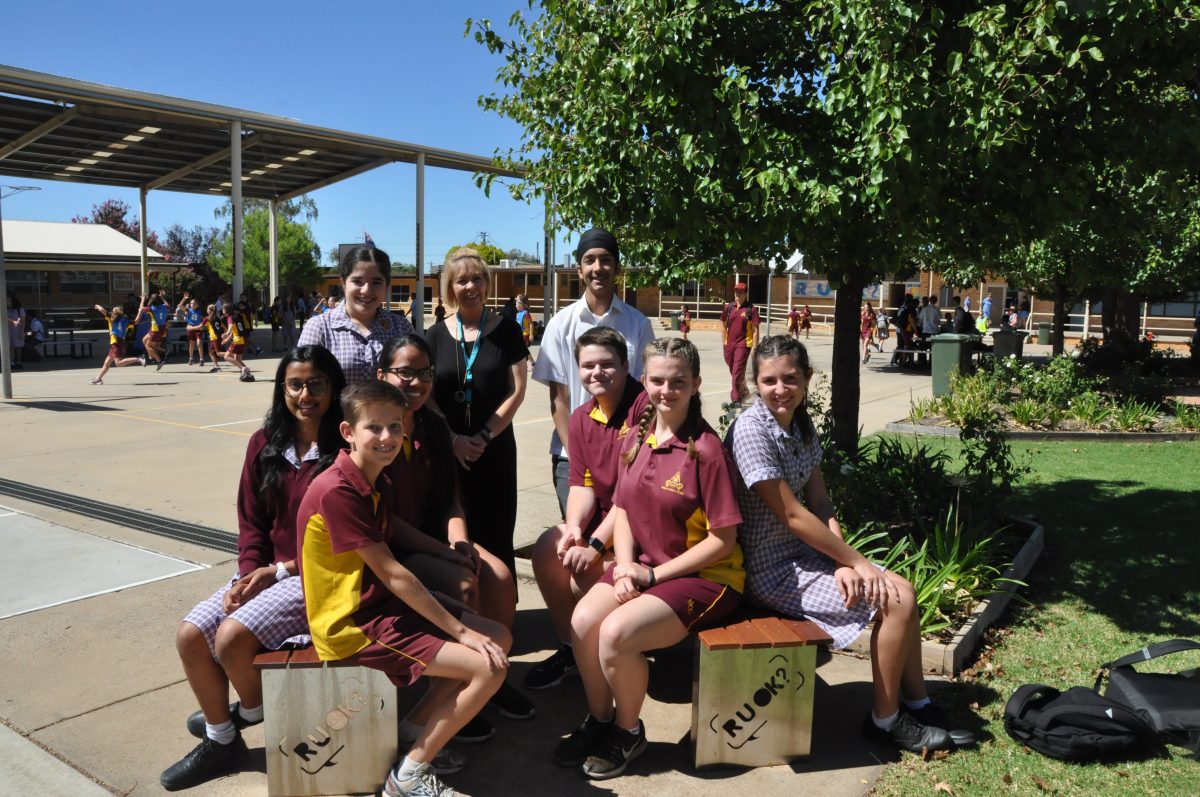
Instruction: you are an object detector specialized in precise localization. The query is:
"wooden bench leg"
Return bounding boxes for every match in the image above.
[692,642,819,768]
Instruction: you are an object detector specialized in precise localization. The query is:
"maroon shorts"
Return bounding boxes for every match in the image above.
[108,342,125,360]
[341,602,463,688]
[187,329,202,342]
[207,339,222,354]
[599,569,740,632]
[226,343,245,355]
[149,329,166,343]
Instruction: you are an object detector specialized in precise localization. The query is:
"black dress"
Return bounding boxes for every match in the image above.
[426,316,529,573]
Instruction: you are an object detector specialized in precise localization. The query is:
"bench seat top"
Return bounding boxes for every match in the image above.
[699,616,832,651]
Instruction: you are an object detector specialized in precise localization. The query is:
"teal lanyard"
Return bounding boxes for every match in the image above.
[456,309,487,404]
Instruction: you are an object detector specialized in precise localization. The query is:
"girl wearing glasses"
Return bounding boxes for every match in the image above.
[376,334,525,750]
[161,346,348,791]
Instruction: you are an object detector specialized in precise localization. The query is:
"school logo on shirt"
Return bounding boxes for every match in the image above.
[662,470,684,495]
[618,422,630,439]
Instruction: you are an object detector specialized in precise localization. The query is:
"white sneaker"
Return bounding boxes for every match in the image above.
[383,763,462,796]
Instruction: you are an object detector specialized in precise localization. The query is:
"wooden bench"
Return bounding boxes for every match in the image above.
[254,647,399,797]
[692,611,832,768]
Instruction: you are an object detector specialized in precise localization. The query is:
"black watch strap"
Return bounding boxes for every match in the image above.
[587,536,606,554]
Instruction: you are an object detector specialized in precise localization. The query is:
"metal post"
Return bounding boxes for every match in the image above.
[1141,301,1148,338]
[415,153,425,333]
[231,119,244,301]
[0,198,10,399]
[138,187,149,295]
[695,279,701,319]
[788,273,795,314]
[542,200,554,320]
[1082,299,1091,339]
[765,268,774,335]
[268,199,278,306]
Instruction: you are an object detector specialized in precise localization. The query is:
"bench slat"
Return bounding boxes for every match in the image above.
[253,649,293,669]
[778,618,834,646]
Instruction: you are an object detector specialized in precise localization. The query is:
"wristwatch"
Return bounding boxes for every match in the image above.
[275,561,290,582]
[587,537,606,555]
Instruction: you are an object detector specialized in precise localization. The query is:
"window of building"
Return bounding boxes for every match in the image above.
[392,286,410,304]
[526,273,542,287]
[1149,292,1200,318]
[58,271,108,294]
[5,269,49,294]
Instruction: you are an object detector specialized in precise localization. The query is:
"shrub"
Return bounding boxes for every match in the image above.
[1009,399,1044,428]
[1110,398,1158,432]
[1069,391,1112,428]
[908,396,938,424]
[1174,400,1200,431]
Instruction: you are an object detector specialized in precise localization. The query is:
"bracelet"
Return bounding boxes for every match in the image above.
[647,567,657,588]
[479,426,494,444]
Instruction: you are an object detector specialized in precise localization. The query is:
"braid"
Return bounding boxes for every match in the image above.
[685,393,702,461]
[623,403,656,467]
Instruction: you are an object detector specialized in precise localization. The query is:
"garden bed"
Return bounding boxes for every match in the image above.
[886,420,1200,442]
[844,517,1043,675]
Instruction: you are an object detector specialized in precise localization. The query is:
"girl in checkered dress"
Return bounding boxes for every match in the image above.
[160,346,348,791]
[725,336,975,754]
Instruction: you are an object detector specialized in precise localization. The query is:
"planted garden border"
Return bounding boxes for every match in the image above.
[845,517,1044,676]
[885,421,1200,442]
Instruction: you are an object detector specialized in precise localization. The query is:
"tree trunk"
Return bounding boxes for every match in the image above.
[1101,286,1141,347]
[830,273,866,457]
[1052,277,1067,356]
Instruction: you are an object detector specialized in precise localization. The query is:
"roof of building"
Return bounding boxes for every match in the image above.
[2,219,164,259]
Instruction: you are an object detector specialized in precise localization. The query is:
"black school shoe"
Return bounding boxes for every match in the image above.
[908,703,978,747]
[452,714,495,744]
[185,701,261,739]
[553,714,612,767]
[160,733,248,791]
[862,710,954,753]
[487,680,536,719]
[524,644,578,690]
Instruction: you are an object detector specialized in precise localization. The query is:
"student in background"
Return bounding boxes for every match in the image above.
[177,293,205,366]
[89,305,143,384]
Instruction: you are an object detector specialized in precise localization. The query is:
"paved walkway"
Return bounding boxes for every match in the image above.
[0,325,1050,796]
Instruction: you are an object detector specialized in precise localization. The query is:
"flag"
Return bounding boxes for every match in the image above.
[364,231,375,248]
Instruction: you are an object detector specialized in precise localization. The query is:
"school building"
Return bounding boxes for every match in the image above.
[2,219,177,326]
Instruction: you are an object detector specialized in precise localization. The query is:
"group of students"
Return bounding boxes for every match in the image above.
[90,291,261,384]
[160,242,976,797]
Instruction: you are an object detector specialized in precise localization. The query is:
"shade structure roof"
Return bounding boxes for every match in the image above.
[0,64,519,200]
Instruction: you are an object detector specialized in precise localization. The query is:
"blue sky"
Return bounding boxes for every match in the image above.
[0,1,569,267]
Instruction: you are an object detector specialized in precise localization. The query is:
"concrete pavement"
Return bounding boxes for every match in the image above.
[0,324,1035,796]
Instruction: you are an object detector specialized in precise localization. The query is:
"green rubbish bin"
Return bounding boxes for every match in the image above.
[931,333,974,397]
[992,329,1027,360]
[670,312,681,331]
[1037,322,1051,345]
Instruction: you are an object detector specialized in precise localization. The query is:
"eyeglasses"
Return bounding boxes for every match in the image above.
[282,378,331,397]
[382,366,436,383]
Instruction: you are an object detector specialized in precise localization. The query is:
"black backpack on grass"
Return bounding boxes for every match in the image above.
[1098,639,1200,755]
[1003,684,1160,762]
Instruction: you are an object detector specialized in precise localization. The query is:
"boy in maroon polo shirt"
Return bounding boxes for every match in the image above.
[556,337,744,780]
[526,328,646,690]
[297,381,511,797]
[721,282,760,402]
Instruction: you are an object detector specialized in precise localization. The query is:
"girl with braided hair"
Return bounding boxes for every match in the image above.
[554,337,744,780]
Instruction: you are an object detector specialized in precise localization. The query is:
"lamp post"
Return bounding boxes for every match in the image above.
[1,185,42,399]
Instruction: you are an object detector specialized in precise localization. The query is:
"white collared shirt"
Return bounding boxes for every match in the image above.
[532,293,654,457]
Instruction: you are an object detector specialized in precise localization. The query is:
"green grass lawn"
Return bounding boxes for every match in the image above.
[869,438,1200,797]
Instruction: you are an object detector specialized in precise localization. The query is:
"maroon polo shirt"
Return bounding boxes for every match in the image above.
[383,411,457,544]
[613,420,745,591]
[236,429,322,576]
[723,301,760,349]
[568,380,646,525]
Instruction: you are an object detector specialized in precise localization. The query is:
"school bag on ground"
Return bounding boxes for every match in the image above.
[1097,639,1200,754]
[1003,684,1161,762]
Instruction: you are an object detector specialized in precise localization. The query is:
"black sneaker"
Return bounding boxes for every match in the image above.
[582,720,647,780]
[209,366,221,373]
[908,703,978,748]
[160,733,248,791]
[155,356,166,371]
[553,714,612,768]
[488,680,536,719]
[185,702,262,739]
[524,645,578,690]
[452,714,494,744]
[862,710,953,753]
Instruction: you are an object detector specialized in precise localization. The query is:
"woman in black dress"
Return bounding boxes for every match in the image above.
[427,247,529,576]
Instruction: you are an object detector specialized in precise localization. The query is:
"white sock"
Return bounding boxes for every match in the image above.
[903,697,931,711]
[394,755,427,779]
[238,703,264,723]
[206,719,237,745]
[872,710,899,732]
[621,722,642,736]
[398,719,423,744]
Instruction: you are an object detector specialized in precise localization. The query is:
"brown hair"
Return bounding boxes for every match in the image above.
[750,335,816,443]
[441,247,492,309]
[573,326,628,368]
[623,337,702,466]
[340,381,410,426]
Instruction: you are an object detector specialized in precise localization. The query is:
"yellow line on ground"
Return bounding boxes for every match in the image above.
[111,412,253,437]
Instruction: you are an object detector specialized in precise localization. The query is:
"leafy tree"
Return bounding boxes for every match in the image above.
[444,241,506,265]
[209,198,323,304]
[71,198,162,253]
[157,223,225,301]
[472,1,1200,454]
